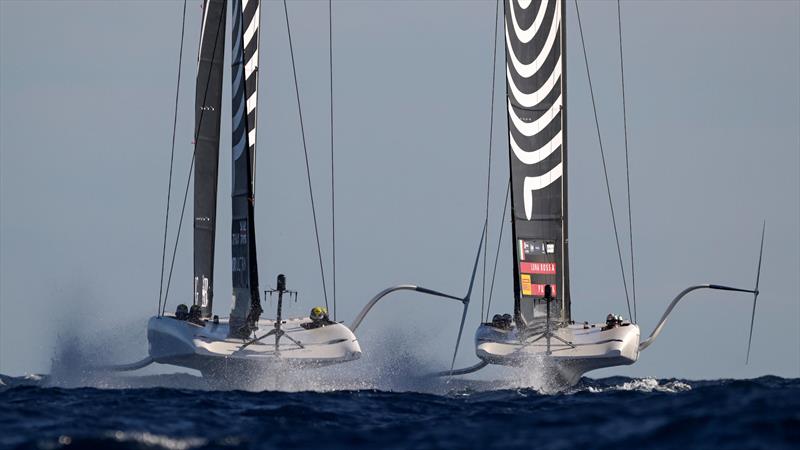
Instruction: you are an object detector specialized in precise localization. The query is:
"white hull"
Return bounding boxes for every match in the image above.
[147,316,361,375]
[475,322,640,386]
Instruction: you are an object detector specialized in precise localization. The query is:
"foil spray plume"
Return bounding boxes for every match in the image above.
[206,327,450,393]
[47,319,152,389]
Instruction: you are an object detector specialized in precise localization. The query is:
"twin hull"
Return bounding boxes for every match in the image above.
[475,322,640,386]
[147,316,361,374]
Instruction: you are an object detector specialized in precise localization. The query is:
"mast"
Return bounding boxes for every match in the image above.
[193,0,227,319]
[504,0,570,328]
[229,0,262,337]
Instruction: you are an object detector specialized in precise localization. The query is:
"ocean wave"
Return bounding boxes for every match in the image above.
[107,431,208,450]
[24,432,222,450]
[584,377,692,394]
[1,376,798,450]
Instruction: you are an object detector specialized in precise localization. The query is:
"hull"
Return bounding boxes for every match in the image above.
[475,322,640,386]
[147,316,361,375]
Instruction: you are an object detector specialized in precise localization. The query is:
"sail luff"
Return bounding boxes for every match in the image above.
[560,0,570,320]
[229,0,262,336]
[193,0,227,319]
[506,0,523,328]
[505,0,570,328]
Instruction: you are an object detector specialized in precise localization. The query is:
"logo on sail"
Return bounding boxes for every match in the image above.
[519,239,556,260]
[520,274,557,298]
[520,261,556,275]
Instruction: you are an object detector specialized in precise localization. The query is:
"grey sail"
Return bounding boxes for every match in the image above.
[504,0,570,327]
[229,0,262,336]
[193,0,227,318]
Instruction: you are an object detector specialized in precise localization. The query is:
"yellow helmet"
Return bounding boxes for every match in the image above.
[310,306,328,321]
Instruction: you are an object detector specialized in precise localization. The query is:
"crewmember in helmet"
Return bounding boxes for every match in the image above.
[175,304,189,320]
[602,313,621,331]
[188,305,204,325]
[491,313,513,330]
[302,306,335,329]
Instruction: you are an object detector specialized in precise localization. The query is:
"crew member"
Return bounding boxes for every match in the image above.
[175,304,189,320]
[302,306,335,329]
[188,305,204,325]
[491,313,514,330]
[603,313,618,331]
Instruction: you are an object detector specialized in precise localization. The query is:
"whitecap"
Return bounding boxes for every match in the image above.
[108,431,207,450]
[587,378,692,394]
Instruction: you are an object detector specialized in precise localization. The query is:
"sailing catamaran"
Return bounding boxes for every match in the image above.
[143,0,360,375]
[467,0,764,385]
[364,0,763,387]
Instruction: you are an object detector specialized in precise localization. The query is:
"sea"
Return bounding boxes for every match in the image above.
[1,371,798,450]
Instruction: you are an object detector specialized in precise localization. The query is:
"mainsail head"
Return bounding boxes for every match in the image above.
[505,0,570,327]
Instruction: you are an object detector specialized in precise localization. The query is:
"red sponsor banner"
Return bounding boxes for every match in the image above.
[520,262,556,275]
[529,284,557,298]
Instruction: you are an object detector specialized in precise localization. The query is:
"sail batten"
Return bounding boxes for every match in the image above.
[193,0,227,319]
[229,0,262,336]
[505,0,570,327]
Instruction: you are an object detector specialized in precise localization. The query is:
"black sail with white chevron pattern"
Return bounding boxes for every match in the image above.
[193,0,226,318]
[229,0,262,336]
[505,0,570,327]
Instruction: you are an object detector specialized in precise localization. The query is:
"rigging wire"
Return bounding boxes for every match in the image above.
[484,180,511,322]
[161,3,226,315]
[574,0,632,320]
[481,0,501,320]
[283,0,330,311]
[158,0,188,317]
[162,156,195,315]
[329,0,337,321]
[616,0,636,324]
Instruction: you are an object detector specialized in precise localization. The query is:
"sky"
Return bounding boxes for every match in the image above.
[1,0,798,381]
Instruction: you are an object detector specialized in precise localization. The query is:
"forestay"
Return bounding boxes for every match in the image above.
[504,0,570,327]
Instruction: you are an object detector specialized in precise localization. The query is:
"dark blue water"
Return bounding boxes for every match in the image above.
[1,375,798,450]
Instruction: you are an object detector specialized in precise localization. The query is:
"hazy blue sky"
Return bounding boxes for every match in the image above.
[1,0,798,381]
